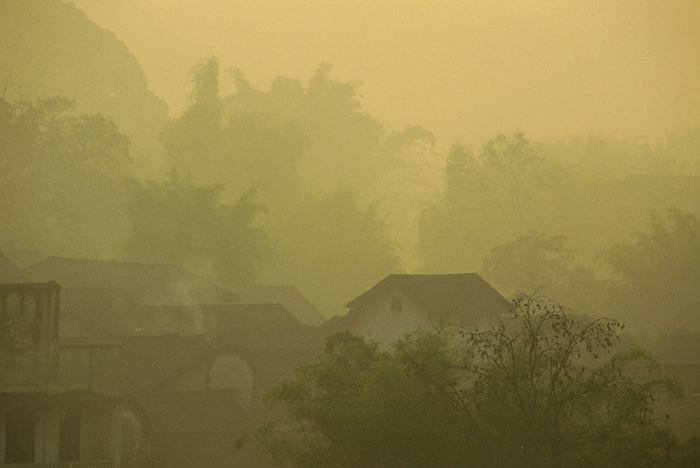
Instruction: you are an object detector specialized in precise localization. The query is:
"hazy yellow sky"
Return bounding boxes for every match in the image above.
[73,0,700,146]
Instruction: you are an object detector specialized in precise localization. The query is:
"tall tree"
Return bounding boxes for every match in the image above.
[226,63,386,197]
[0,94,132,256]
[446,133,562,236]
[480,231,600,313]
[123,170,270,287]
[161,57,309,204]
[419,134,564,272]
[161,57,222,181]
[261,187,402,316]
[601,209,700,332]
[261,295,684,468]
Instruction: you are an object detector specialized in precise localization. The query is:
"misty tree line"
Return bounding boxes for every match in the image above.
[1,57,699,328]
[2,54,699,467]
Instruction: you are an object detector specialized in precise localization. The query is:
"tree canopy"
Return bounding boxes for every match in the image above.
[601,209,700,332]
[261,187,402,315]
[161,57,309,204]
[419,134,565,272]
[481,231,600,314]
[122,169,270,287]
[260,295,687,468]
[0,94,132,256]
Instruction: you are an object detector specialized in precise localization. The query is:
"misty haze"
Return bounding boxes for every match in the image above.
[0,1,698,467]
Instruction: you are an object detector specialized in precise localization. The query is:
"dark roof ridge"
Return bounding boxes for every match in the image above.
[346,272,508,314]
[206,302,287,307]
[346,272,485,308]
[387,272,481,277]
[35,256,183,269]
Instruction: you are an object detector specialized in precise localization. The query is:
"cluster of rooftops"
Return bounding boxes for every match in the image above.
[0,250,512,468]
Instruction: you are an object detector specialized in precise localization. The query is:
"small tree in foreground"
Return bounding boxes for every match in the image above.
[260,294,687,468]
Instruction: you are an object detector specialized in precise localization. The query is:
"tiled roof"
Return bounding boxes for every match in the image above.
[58,288,203,338]
[23,256,239,305]
[58,287,141,338]
[323,274,511,336]
[236,284,325,325]
[346,273,511,317]
[118,334,212,393]
[204,303,303,332]
[61,286,138,308]
[212,326,326,350]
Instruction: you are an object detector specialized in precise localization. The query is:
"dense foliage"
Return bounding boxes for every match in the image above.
[262,187,402,315]
[159,58,407,312]
[480,232,600,313]
[601,209,700,331]
[122,169,271,286]
[261,295,688,468]
[0,95,132,256]
[419,134,565,272]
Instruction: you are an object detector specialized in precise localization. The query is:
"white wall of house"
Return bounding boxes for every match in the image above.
[351,288,429,345]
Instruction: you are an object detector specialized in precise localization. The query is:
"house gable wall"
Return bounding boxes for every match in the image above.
[352,288,428,344]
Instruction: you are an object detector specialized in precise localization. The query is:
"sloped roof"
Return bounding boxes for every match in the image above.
[58,287,141,338]
[345,273,511,317]
[204,303,326,350]
[23,256,239,305]
[59,288,207,338]
[236,284,324,326]
[61,286,138,309]
[119,334,212,393]
[211,326,326,350]
[204,303,304,332]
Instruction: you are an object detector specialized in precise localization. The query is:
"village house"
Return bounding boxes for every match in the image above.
[234,284,325,326]
[0,249,325,467]
[0,278,323,468]
[21,257,239,337]
[2,249,698,466]
[18,256,323,337]
[324,273,512,344]
[0,281,129,467]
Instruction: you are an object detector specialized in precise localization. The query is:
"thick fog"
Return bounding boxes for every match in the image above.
[73,0,700,144]
[1,0,698,326]
[1,2,699,467]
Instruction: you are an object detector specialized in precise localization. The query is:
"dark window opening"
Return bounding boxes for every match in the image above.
[5,411,35,463]
[391,296,402,313]
[24,295,36,322]
[59,408,81,461]
[5,293,21,317]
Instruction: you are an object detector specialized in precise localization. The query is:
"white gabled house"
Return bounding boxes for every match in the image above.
[324,273,512,344]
